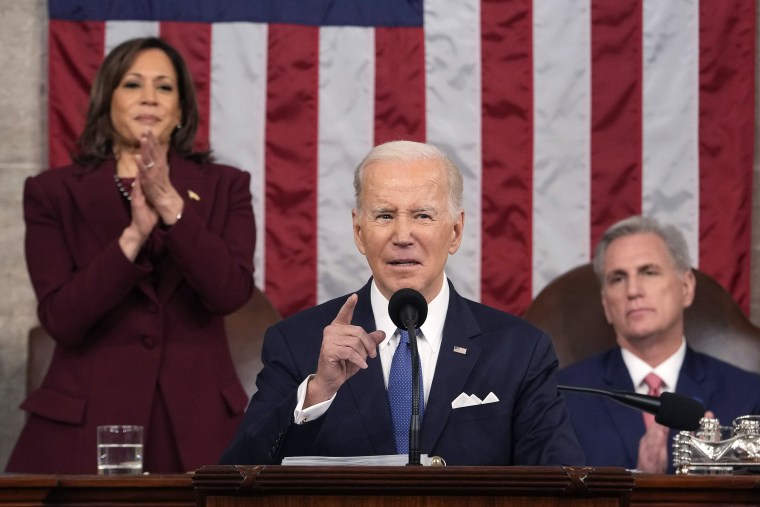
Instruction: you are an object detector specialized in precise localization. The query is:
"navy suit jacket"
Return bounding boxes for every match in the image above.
[557,346,760,472]
[220,280,585,466]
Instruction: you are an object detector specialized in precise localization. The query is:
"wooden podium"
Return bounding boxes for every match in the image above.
[2,468,760,505]
[0,473,195,506]
[192,465,634,507]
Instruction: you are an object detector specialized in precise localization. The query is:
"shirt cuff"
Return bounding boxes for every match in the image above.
[293,374,335,424]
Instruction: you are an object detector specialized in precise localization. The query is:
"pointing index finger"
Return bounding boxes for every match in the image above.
[332,293,358,325]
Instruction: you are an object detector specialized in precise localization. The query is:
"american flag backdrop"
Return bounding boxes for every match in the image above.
[47,0,755,318]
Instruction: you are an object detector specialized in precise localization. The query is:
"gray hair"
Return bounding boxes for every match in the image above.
[353,140,463,221]
[593,215,692,282]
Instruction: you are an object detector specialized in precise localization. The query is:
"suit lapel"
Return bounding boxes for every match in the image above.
[602,350,644,464]
[68,162,158,303]
[68,160,131,248]
[69,155,213,305]
[674,347,710,406]
[346,283,397,455]
[154,154,209,303]
[166,153,208,219]
[342,283,486,455]
[422,286,482,452]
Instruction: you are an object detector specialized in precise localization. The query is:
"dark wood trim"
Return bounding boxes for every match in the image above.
[193,465,634,506]
[632,473,760,505]
[0,473,195,507]
[4,468,760,506]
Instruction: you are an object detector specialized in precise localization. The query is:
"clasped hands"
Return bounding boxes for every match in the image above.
[637,409,714,473]
[129,130,185,236]
[304,293,386,409]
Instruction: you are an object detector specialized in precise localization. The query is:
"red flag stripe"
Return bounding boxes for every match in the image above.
[48,20,105,168]
[374,27,426,144]
[480,0,534,314]
[589,0,643,248]
[160,22,212,153]
[697,0,756,313]
[264,24,320,316]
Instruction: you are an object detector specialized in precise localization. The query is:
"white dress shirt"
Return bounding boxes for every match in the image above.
[621,338,686,395]
[293,276,450,424]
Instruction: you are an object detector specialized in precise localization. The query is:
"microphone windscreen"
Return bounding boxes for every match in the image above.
[388,289,428,329]
[655,392,704,431]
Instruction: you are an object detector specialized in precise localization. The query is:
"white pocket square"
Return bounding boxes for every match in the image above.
[451,391,500,409]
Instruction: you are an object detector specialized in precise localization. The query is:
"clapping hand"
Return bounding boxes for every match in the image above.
[636,423,668,473]
[134,129,183,226]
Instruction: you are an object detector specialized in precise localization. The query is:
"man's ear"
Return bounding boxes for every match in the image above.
[352,208,366,255]
[448,210,465,255]
[682,269,696,308]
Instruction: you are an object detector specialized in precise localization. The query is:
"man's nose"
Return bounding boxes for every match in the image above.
[392,216,413,243]
[626,277,642,298]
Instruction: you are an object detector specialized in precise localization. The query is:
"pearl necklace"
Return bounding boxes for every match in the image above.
[113,174,135,201]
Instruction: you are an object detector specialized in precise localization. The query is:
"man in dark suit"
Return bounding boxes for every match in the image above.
[557,216,760,473]
[220,140,584,466]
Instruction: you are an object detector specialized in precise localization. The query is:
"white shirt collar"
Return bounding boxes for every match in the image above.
[621,338,686,394]
[371,275,449,354]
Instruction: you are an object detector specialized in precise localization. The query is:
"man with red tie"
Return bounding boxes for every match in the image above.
[558,215,760,473]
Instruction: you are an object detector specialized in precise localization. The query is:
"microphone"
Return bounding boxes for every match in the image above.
[388,288,428,329]
[388,289,428,466]
[557,385,704,431]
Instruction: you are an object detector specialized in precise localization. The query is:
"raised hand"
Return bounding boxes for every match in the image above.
[636,423,668,473]
[134,129,184,226]
[305,294,386,408]
[118,175,159,261]
[130,174,159,235]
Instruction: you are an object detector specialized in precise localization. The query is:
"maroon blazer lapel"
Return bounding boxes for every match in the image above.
[67,161,158,303]
[67,160,132,249]
[167,152,210,221]
[153,153,215,303]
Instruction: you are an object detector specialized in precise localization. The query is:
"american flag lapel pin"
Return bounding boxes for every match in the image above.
[453,346,467,355]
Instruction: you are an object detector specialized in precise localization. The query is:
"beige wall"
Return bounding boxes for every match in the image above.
[754,0,760,329]
[1,1,760,470]
[0,0,46,468]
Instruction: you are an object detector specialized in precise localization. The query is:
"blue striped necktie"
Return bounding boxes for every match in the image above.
[387,328,424,454]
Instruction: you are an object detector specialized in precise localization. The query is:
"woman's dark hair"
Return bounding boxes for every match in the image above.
[74,37,210,167]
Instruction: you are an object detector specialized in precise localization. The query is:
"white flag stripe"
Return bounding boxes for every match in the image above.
[641,0,700,266]
[209,23,268,288]
[424,0,482,302]
[105,21,159,55]
[317,27,374,303]
[532,0,592,295]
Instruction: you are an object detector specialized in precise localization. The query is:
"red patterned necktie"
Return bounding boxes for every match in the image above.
[642,372,663,428]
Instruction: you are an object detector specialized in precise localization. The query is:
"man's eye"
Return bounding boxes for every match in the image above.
[376,214,392,220]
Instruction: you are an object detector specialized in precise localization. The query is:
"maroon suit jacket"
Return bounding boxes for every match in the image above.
[7,153,255,474]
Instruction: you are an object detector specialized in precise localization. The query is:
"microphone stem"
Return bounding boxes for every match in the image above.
[407,322,422,466]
